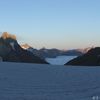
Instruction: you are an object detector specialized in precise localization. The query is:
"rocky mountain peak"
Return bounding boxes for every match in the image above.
[1,32,16,40]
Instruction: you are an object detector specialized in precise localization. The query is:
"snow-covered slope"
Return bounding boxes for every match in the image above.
[0,62,99,100]
[46,56,77,65]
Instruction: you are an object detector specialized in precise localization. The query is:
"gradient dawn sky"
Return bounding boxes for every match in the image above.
[0,0,100,49]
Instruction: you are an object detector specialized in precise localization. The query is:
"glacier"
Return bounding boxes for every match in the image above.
[46,56,77,65]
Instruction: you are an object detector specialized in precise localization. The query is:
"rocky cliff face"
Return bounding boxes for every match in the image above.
[0,32,48,64]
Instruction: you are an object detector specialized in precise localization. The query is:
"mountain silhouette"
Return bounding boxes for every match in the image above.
[0,32,48,64]
[66,47,100,66]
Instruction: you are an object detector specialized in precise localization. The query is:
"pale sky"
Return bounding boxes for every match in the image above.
[0,0,100,49]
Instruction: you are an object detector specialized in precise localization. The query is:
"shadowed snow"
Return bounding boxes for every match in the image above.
[0,62,99,100]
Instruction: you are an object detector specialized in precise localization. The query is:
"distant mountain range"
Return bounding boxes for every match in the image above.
[0,32,98,66]
[21,44,92,59]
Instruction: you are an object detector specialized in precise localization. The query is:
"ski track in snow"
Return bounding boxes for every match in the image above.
[0,62,100,100]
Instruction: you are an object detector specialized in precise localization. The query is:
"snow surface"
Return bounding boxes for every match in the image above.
[10,42,15,50]
[0,62,100,100]
[46,56,77,65]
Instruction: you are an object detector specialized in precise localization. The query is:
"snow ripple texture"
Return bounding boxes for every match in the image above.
[0,62,99,100]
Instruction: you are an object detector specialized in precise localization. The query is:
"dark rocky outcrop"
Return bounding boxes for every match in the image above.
[0,32,48,64]
[66,47,100,66]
